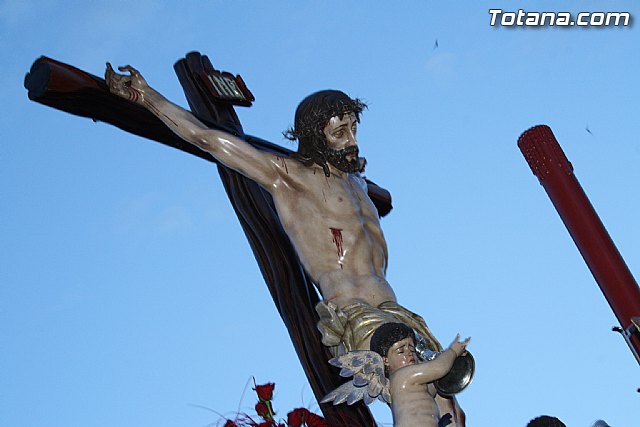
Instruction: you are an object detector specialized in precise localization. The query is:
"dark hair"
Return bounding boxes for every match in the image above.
[370,323,416,358]
[526,416,567,427]
[284,90,366,176]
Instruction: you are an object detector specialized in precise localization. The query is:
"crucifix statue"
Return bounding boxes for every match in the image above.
[25,52,467,426]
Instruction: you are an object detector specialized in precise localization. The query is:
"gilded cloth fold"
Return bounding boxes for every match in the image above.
[316,300,443,356]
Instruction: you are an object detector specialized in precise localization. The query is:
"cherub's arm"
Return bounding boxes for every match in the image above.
[392,335,470,385]
[105,64,281,188]
[435,395,466,427]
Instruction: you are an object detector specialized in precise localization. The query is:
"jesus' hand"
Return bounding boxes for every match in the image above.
[105,63,150,105]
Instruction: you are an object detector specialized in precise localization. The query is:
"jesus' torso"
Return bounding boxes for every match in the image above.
[267,156,397,308]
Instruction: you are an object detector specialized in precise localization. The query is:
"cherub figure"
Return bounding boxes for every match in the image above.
[323,323,470,427]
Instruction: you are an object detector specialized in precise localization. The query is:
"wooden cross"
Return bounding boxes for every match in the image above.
[25,52,393,427]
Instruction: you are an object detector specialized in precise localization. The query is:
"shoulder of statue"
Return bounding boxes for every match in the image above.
[266,154,326,192]
[390,361,428,385]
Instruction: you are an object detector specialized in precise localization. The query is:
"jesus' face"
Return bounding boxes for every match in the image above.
[322,113,362,173]
[385,337,418,375]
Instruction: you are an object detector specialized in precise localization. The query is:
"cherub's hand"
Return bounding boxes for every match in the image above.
[105,63,150,104]
[448,334,471,357]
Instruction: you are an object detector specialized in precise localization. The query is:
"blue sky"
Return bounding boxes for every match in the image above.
[2,2,639,426]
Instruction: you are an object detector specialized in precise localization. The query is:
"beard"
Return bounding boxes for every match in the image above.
[325,145,367,174]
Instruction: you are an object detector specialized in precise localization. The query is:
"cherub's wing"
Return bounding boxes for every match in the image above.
[321,350,390,405]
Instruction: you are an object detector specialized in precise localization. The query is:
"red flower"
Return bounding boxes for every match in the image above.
[222,381,325,427]
[304,412,327,427]
[254,383,275,401]
[255,401,271,419]
[287,408,309,427]
[287,408,326,427]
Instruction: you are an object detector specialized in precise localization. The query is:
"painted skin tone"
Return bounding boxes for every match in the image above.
[105,65,464,425]
[105,65,395,310]
[386,335,470,427]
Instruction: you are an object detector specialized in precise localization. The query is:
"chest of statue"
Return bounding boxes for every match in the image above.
[272,167,381,239]
[315,173,376,219]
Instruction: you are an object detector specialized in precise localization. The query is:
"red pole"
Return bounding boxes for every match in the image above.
[518,125,640,365]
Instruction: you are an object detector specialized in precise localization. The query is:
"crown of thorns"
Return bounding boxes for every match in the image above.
[283,98,367,141]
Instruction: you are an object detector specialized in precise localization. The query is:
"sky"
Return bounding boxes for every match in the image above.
[2,1,639,426]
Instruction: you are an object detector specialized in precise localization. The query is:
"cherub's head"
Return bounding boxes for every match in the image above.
[370,322,418,376]
[284,90,367,177]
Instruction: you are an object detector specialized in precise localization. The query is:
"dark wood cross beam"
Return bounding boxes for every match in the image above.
[25,53,393,427]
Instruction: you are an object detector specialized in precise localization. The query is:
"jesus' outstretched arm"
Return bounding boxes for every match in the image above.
[105,63,283,189]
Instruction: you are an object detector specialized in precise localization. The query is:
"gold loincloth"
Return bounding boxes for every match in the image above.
[315,300,443,356]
